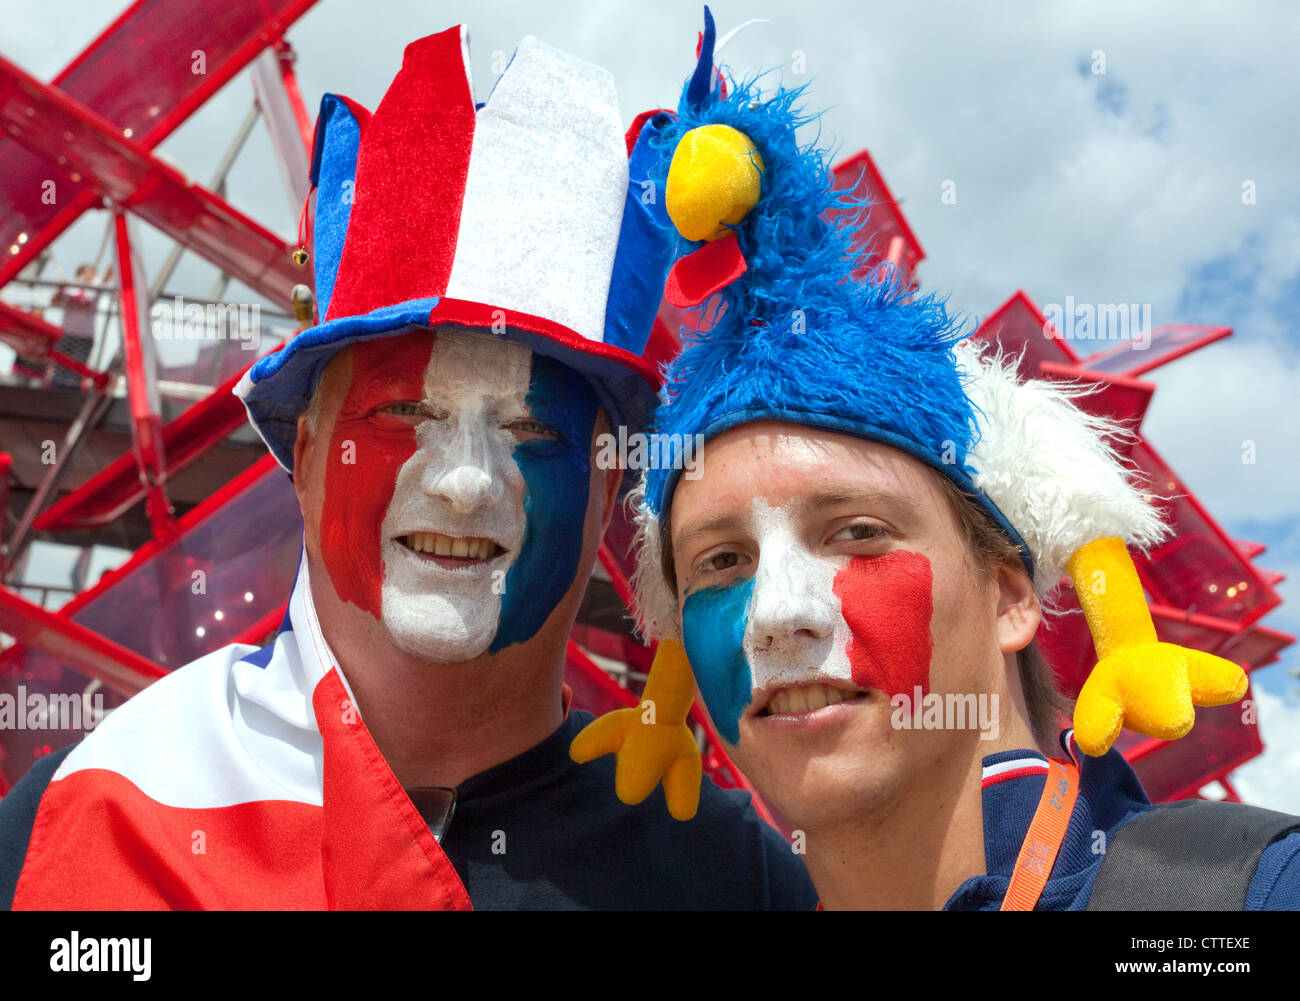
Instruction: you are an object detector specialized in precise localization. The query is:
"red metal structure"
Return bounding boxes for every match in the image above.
[0,3,1291,815]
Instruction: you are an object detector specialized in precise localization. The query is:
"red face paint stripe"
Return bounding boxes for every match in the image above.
[320,333,436,619]
[832,550,934,699]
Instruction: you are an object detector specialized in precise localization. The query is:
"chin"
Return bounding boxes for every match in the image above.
[380,591,501,664]
[730,695,916,829]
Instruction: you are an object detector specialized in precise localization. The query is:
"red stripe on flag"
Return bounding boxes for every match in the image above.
[12,770,323,909]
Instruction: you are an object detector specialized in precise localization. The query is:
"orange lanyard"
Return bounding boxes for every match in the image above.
[1000,758,1080,911]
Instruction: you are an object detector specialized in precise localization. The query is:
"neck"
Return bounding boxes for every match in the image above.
[305,555,568,790]
[807,712,1042,910]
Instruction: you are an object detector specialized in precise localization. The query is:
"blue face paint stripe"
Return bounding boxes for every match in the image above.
[682,577,754,744]
[490,355,599,652]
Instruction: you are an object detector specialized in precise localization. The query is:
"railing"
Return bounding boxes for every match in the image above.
[1,278,298,408]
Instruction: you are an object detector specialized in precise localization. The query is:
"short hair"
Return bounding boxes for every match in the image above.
[931,473,1071,748]
[303,379,326,435]
[655,468,1071,748]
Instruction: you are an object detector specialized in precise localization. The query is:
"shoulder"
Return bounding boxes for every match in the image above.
[691,778,818,909]
[562,723,816,909]
[0,745,76,909]
[1247,829,1300,910]
[1093,798,1300,911]
[486,711,817,909]
[38,637,320,811]
[54,643,258,797]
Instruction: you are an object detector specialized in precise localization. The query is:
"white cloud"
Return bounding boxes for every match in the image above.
[1139,335,1300,524]
[1230,683,1300,814]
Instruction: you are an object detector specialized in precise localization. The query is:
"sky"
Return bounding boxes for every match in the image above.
[3,0,1298,808]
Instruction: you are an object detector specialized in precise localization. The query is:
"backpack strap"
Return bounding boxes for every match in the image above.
[1088,800,1300,910]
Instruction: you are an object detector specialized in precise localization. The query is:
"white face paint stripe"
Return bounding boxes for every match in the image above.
[378,330,532,662]
[742,498,855,695]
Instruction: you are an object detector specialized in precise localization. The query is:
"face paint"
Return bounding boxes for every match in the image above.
[377,330,532,662]
[832,551,934,698]
[682,577,754,744]
[678,498,935,741]
[318,327,595,663]
[491,353,598,651]
[321,334,434,619]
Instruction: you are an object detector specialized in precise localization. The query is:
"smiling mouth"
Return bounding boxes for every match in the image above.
[758,682,868,717]
[396,532,506,563]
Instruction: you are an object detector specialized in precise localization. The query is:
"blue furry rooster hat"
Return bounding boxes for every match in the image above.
[640,8,1031,569]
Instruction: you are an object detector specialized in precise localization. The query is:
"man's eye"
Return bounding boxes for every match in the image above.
[379,401,424,417]
[509,418,560,440]
[831,522,888,543]
[697,551,746,573]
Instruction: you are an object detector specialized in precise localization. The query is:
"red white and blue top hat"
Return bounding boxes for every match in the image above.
[236,26,676,470]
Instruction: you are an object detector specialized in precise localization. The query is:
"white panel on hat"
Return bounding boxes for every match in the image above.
[444,36,627,344]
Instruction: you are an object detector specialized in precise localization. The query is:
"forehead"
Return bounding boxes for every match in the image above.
[320,326,534,403]
[675,421,944,521]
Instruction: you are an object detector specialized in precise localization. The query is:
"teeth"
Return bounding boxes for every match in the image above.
[765,683,855,716]
[402,533,501,560]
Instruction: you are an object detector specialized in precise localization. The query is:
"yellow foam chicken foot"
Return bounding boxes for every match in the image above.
[665,124,763,242]
[1068,536,1247,756]
[569,638,703,821]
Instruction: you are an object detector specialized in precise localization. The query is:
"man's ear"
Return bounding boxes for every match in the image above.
[598,467,623,535]
[995,563,1041,655]
[291,414,315,509]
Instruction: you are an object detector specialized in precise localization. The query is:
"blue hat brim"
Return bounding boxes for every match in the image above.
[236,296,661,471]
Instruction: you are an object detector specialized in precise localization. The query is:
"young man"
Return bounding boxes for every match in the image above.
[574,13,1300,910]
[0,25,815,911]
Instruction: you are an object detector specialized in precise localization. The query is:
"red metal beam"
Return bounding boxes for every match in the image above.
[0,0,323,288]
[273,40,315,162]
[112,210,173,541]
[0,297,64,357]
[0,585,167,697]
[0,52,308,307]
[830,150,926,284]
[597,542,636,611]
[54,453,281,619]
[1083,324,1232,378]
[0,297,111,388]
[34,366,252,532]
[1039,360,1156,431]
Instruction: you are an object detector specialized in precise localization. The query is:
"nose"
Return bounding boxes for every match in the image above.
[746,549,837,655]
[421,416,506,514]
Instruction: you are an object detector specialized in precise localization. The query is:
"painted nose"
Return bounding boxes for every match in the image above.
[422,420,506,514]
[746,553,837,654]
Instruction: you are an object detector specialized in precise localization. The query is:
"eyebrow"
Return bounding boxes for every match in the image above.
[673,486,914,553]
[673,511,748,554]
[799,487,912,517]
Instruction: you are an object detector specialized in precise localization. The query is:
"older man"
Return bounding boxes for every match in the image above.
[0,26,815,911]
